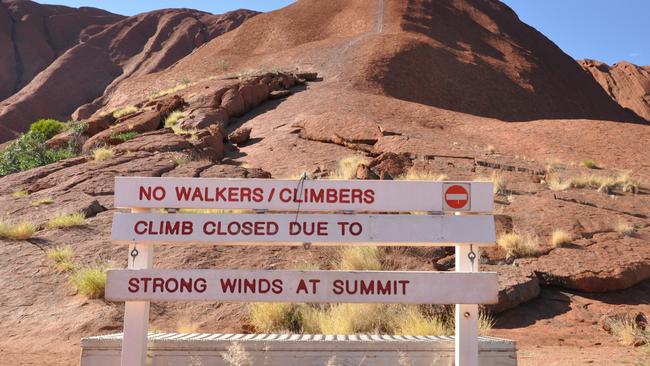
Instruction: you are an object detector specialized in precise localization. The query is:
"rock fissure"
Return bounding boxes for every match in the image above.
[554,195,648,219]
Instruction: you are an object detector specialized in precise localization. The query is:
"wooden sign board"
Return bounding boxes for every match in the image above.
[114,177,494,213]
[106,269,499,304]
[111,213,496,245]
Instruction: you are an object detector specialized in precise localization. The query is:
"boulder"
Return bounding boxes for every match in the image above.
[278,73,297,88]
[220,88,246,117]
[484,264,540,313]
[519,230,650,292]
[369,152,412,177]
[72,103,100,121]
[356,164,379,180]
[179,108,229,130]
[153,95,186,118]
[200,164,271,178]
[113,129,192,153]
[240,83,269,110]
[82,111,161,151]
[192,129,224,160]
[84,114,115,136]
[46,130,77,149]
[188,86,233,109]
[228,127,252,145]
[164,160,215,178]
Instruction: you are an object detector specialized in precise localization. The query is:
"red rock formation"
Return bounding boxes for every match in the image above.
[0,0,123,101]
[0,7,257,143]
[579,59,650,122]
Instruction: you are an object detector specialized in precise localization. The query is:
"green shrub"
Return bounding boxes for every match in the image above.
[110,131,139,142]
[70,265,107,299]
[0,131,77,176]
[29,119,66,139]
[68,121,88,134]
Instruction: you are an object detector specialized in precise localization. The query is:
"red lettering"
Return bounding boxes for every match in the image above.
[364,189,375,204]
[279,188,291,203]
[296,279,309,294]
[135,221,147,235]
[272,279,283,294]
[332,280,343,295]
[253,188,264,202]
[128,278,139,292]
[153,278,164,293]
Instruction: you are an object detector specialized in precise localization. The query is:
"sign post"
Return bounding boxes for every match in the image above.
[120,208,153,366]
[455,244,480,366]
[106,177,496,366]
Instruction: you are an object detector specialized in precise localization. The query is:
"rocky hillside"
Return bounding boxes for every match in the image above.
[579,59,650,121]
[0,0,123,102]
[0,5,257,142]
[0,1,649,365]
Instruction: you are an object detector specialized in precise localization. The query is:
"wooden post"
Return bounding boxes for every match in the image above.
[455,244,480,366]
[120,208,153,366]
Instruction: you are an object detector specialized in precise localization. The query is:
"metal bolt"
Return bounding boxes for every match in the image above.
[464,312,470,318]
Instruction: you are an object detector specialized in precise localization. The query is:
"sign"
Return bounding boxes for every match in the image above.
[443,183,470,211]
[111,213,496,245]
[114,177,493,213]
[106,269,499,304]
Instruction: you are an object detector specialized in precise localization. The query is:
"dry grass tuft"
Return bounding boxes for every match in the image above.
[475,172,507,195]
[581,159,599,169]
[547,172,641,194]
[70,265,107,299]
[335,246,383,270]
[12,190,29,198]
[0,221,37,240]
[497,232,542,258]
[329,155,369,179]
[46,212,85,229]
[609,319,649,346]
[31,197,53,206]
[393,306,452,336]
[93,147,114,161]
[164,110,187,128]
[615,222,636,237]
[545,158,562,173]
[550,229,572,248]
[479,311,495,336]
[248,303,298,333]
[47,246,76,272]
[112,106,140,119]
[399,168,448,181]
[313,304,395,334]
[150,80,193,100]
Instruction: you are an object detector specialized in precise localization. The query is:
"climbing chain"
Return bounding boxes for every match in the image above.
[130,243,139,266]
[467,244,476,270]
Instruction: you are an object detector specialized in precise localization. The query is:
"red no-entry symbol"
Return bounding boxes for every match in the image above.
[444,184,470,210]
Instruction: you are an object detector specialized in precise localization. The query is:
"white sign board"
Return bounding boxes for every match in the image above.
[114,177,493,212]
[106,269,498,304]
[111,213,496,245]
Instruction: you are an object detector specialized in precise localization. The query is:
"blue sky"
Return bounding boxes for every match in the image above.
[39,0,649,65]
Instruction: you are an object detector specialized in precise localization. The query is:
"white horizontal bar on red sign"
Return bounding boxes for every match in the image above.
[113,177,494,213]
[105,269,498,304]
[111,213,496,246]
